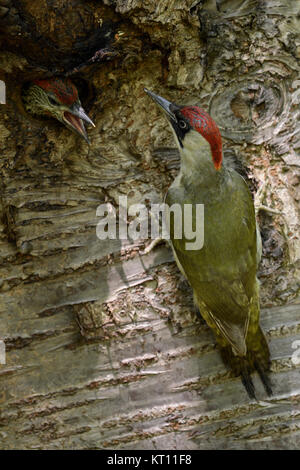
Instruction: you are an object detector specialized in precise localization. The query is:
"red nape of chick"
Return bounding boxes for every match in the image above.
[33,78,79,106]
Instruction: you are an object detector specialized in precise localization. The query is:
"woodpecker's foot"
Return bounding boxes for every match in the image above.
[141,238,165,255]
[194,307,206,325]
[254,181,281,216]
[256,204,281,215]
[191,302,206,325]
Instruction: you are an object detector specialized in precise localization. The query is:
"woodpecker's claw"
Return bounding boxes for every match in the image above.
[141,237,165,255]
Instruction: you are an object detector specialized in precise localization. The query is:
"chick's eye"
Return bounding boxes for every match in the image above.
[179,119,187,129]
[48,96,57,106]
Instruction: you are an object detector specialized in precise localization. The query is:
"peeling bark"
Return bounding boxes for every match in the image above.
[0,0,299,449]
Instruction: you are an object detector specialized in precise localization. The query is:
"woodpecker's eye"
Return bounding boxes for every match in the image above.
[48,96,57,106]
[179,119,187,129]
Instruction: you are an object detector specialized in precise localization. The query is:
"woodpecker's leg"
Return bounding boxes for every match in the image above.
[254,181,281,216]
[140,209,170,255]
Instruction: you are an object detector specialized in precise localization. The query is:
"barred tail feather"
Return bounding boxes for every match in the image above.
[220,326,272,399]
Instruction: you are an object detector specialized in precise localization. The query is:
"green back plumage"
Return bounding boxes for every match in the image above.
[166,167,258,356]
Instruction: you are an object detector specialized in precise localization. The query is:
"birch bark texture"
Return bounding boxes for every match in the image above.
[0,0,299,449]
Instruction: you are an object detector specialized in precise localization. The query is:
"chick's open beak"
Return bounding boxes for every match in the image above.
[63,104,95,143]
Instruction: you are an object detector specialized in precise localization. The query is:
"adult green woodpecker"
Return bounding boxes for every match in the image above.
[23,77,95,142]
[145,88,272,399]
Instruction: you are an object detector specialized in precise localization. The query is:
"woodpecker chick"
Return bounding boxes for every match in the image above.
[23,77,95,142]
[145,88,272,400]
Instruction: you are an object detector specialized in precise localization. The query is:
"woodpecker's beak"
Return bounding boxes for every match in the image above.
[63,104,95,143]
[144,88,178,122]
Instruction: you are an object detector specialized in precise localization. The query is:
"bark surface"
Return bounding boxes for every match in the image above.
[0,0,299,449]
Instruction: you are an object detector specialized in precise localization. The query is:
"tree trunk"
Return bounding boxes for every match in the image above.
[0,0,299,449]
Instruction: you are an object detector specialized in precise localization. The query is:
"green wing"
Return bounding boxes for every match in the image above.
[166,170,259,355]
